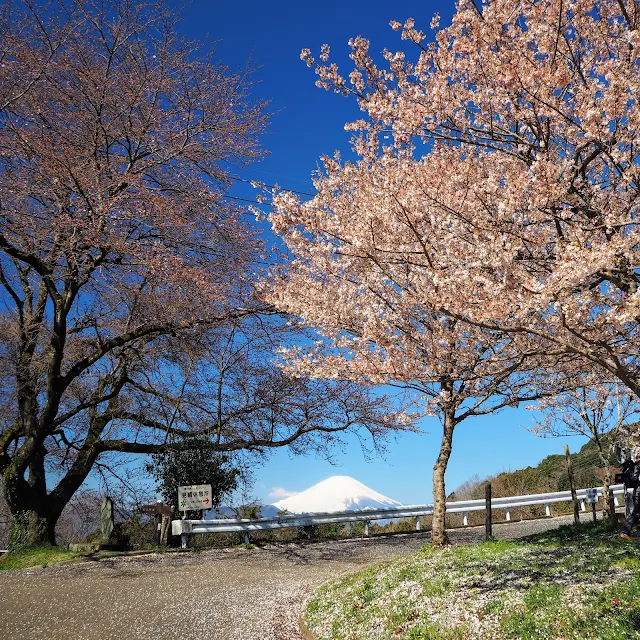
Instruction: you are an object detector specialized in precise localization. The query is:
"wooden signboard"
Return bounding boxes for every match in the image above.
[140,503,173,515]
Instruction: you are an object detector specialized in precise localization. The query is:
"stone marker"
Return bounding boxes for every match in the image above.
[69,497,117,553]
[101,496,114,543]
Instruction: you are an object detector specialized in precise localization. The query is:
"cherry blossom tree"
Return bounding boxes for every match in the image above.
[0,0,411,546]
[286,0,640,399]
[529,376,639,514]
[0,0,267,544]
[264,0,640,544]
[269,283,553,544]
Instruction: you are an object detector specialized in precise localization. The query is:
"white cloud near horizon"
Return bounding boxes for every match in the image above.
[268,487,299,501]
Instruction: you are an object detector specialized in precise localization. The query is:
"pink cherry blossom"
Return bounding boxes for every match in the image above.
[269,0,640,543]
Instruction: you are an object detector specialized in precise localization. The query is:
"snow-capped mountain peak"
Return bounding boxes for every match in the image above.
[272,475,401,514]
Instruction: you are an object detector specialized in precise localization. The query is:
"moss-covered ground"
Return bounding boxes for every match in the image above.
[0,546,78,571]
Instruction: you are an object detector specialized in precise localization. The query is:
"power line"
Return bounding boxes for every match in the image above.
[225,194,274,211]
[228,176,315,198]
[224,192,317,213]
[241,165,315,188]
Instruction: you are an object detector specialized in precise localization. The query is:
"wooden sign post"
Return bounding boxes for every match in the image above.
[585,488,598,523]
[485,483,492,541]
[565,445,580,525]
[140,503,173,546]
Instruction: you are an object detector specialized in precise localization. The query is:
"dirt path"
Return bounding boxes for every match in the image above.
[0,515,578,640]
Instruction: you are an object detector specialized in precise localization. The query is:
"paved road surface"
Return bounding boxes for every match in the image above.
[0,515,579,640]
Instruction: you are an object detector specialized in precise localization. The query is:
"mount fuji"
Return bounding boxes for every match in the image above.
[271,475,402,514]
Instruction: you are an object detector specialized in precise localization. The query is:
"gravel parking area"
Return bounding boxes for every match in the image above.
[0,514,580,640]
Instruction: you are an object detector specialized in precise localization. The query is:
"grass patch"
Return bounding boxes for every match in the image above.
[305,521,640,640]
[0,546,78,571]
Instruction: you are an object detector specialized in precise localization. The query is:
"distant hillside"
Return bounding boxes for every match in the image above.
[450,436,618,504]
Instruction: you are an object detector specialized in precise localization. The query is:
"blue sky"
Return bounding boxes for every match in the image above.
[169,0,589,505]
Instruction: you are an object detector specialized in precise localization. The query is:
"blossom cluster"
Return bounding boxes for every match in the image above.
[271,0,640,403]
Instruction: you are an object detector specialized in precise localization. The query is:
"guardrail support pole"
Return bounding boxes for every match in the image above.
[504,509,511,522]
[485,483,492,541]
[544,503,551,517]
[609,489,617,526]
[153,513,162,546]
[463,512,468,527]
[580,500,585,511]
[181,532,188,549]
[415,517,421,531]
[364,522,369,537]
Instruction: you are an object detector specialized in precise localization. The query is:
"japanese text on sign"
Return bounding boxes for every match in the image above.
[178,484,213,511]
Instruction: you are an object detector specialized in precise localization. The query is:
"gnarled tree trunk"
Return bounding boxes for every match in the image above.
[431,408,457,547]
[2,473,59,547]
[2,413,107,547]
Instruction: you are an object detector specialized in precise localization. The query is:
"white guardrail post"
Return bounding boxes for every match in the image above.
[180,522,189,549]
[169,484,626,545]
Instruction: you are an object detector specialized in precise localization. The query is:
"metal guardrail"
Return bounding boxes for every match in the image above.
[172,483,628,547]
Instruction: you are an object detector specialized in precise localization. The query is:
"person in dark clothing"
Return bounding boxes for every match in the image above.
[620,451,640,541]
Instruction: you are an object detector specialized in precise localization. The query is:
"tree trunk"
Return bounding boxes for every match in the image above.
[2,407,110,548]
[602,468,612,518]
[564,445,580,525]
[596,445,612,518]
[3,437,88,547]
[2,474,59,547]
[14,509,57,547]
[432,409,456,547]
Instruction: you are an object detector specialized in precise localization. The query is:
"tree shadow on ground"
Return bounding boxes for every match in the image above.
[462,533,636,596]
